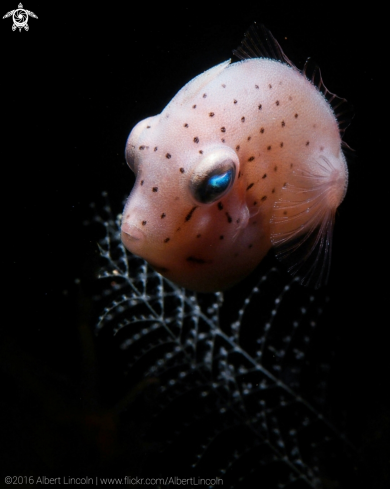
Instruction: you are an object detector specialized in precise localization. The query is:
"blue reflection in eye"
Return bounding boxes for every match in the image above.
[208,172,232,191]
[195,167,235,204]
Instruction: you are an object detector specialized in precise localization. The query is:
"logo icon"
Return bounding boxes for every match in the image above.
[3,3,38,31]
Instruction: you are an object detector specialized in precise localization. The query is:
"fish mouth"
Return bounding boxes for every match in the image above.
[120,223,170,274]
[121,222,145,242]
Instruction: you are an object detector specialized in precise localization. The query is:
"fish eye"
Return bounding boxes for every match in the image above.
[190,149,238,204]
[192,166,235,204]
[125,147,137,174]
[125,116,157,174]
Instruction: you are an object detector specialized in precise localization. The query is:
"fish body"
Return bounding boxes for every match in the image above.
[121,25,350,292]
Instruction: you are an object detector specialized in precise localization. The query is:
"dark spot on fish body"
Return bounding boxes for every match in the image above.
[140,180,144,186]
[166,153,171,159]
[248,156,255,162]
[221,139,225,143]
[246,183,254,191]
[186,256,210,264]
[248,244,253,248]
[258,104,262,110]
[236,145,240,151]
[269,84,272,89]
[306,141,310,146]
[280,142,284,147]
[281,120,285,127]
[179,168,185,173]
[222,84,226,88]
[192,105,197,109]
[164,237,170,243]
[139,145,145,150]
[234,99,237,104]
[272,188,275,193]
[196,233,201,238]
[203,93,207,98]
[247,136,251,141]
[295,113,298,118]
[260,128,264,134]
[185,206,198,222]
[161,213,166,218]
[220,235,224,240]
[261,196,267,202]
[275,100,280,106]
[262,174,267,179]
[152,264,169,273]
[184,123,189,128]
[152,187,158,192]
[209,112,215,117]
[146,125,151,129]
[274,166,278,172]
[267,146,272,151]
[199,150,203,154]
[221,127,226,133]
[142,220,147,226]
[226,212,232,223]
[255,85,259,89]
[241,117,245,122]
[253,201,257,206]
[217,202,223,210]
[194,137,199,143]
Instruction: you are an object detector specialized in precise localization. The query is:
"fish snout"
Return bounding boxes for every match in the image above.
[121,221,146,248]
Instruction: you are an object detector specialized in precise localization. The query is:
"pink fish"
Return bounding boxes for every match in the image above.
[121,24,352,292]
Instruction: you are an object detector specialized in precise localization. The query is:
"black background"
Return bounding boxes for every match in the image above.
[1,2,388,487]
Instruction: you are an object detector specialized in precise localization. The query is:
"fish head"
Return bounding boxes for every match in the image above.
[121,113,267,291]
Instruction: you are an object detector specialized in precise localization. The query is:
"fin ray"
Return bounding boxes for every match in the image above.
[233,23,295,67]
[233,25,354,142]
[270,156,345,288]
[303,58,354,138]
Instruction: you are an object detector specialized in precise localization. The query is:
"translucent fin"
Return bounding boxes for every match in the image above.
[233,24,354,141]
[233,22,295,67]
[270,156,347,289]
[303,58,354,139]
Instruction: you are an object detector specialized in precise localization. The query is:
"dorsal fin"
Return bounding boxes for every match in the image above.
[233,23,295,67]
[234,24,354,141]
[303,58,354,139]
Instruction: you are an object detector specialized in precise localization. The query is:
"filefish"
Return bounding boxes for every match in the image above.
[121,24,352,292]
